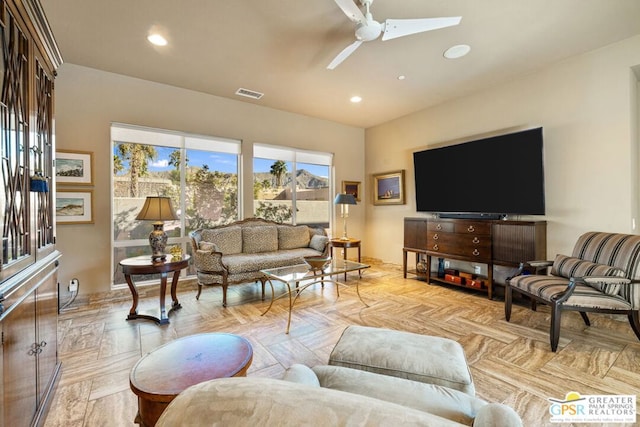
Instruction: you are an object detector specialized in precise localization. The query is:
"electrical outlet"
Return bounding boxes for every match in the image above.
[444,261,450,268]
[474,265,482,275]
[69,279,79,293]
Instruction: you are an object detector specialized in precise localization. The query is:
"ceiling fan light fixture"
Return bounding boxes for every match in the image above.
[147,34,168,46]
[443,44,470,59]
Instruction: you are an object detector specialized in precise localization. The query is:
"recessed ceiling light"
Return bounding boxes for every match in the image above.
[350,96,362,103]
[147,34,168,46]
[444,44,470,59]
[397,75,406,80]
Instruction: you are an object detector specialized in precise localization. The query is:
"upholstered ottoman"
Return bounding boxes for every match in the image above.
[329,325,475,395]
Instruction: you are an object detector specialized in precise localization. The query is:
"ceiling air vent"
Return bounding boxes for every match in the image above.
[235,88,264,100]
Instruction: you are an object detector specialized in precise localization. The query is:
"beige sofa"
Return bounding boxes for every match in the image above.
[156,326,522,426]
[190,218,329,306]
[155,366,521,427]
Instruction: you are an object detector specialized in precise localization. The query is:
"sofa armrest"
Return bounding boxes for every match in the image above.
[193,249,227,273]
[473,403,523,427]
[580,276,631,286]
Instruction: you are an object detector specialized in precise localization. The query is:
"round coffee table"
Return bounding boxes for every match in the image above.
[130,333,253,427]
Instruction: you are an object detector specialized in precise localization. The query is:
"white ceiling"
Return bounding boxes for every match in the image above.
[40,0,640,128]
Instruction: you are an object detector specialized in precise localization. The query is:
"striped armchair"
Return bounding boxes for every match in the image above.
[505,232,640,352]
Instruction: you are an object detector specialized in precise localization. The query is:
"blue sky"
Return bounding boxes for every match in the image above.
[115,145,329,177]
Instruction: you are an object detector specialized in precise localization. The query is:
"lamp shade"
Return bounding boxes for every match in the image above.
[135,196,178,221]
[334,193,357,205]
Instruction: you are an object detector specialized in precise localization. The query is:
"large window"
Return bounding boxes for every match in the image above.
[253,144,332,227]
[111,124,240,287]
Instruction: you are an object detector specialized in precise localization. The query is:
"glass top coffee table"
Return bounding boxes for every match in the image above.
[261,259,370,333]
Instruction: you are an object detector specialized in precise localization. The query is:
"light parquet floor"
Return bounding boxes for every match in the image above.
[44,262,640,427]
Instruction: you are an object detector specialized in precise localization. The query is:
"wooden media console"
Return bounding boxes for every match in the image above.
[403,217,546,299]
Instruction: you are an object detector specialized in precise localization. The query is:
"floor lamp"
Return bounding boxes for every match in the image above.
[334,193,357,240]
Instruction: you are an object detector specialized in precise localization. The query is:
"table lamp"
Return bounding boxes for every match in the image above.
[334,193,357,240]
[136,196,178,261]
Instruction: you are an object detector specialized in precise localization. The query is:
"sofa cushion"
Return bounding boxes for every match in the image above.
[312,365,485,425]
[242,226,278,253]
[508,274,633,310]
[201,226,242,255]
[551,254,625,295]
[277,225,310,250]
[329,325,475,395]
[309,234,329,252]
[222,249,318,274]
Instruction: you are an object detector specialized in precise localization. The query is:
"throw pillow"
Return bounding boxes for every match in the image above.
[278,225,310,250]
[198,241,219,252]
[201,226,242,255]
[551,254,625,295]
[242,226,278,253]
[309,234,329,252]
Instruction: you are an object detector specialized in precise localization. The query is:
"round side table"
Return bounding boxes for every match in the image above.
[120,254,190,325]
[130,333,253,427]
[330,238,361,281]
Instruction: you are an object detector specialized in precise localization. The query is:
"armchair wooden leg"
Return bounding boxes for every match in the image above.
[505,284,513,321]
[628,311,640,341]
[579,311,591,326]
[196,283,203,300]
[550,303,562,352]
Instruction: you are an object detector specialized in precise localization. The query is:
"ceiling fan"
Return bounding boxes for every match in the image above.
[327,0,462,70]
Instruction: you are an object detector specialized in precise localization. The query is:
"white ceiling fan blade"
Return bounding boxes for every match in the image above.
[327,40,363,70]
[333,0,366,24]
[382,17,462,41]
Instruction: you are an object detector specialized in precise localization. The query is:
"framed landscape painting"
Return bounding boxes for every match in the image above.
[373,170,405,205]
[56,150,93,185]
[56,190,94,224]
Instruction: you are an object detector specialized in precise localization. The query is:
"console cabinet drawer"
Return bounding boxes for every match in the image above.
[427,232,491,261]
[427,221,455,232]
[454,221,491,235]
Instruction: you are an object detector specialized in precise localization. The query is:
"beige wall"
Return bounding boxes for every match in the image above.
[364,35,640,265]
[54,64,364,296]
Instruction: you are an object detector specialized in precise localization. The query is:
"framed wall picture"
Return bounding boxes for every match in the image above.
[341,180,361,202]
[56,190,94,224]
[56,150,94,185]
[373,170,405,205]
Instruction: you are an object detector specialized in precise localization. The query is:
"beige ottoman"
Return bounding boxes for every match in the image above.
[329,325,475,395]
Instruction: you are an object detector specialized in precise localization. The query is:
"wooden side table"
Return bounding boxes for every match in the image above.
[120,254,190,325]
[130,333,253,427]
[330,238,361,281]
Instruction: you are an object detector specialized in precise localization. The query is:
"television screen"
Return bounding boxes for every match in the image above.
[413,127,545,216]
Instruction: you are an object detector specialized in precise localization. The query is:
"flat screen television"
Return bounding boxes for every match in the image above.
[413,127,545,218]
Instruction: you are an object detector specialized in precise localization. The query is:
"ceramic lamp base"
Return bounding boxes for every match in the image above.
[149,222,168,261]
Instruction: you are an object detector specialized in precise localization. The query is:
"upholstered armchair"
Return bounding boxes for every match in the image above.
[505,232,640,352]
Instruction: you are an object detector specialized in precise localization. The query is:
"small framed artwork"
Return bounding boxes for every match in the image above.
[342,180,361,202]
[56,150,93,185]
[56,190,94,224]
[373,170,405,206]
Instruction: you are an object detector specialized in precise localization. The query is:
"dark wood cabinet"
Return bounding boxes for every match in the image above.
[403,217,546,299]
[0,1,62,426]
